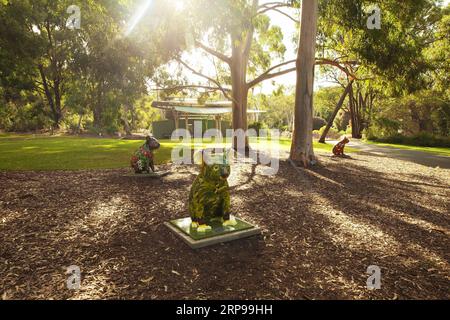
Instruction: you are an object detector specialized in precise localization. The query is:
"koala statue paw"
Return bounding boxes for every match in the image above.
[197,224,212,233]
[191,222,199,229]
[223,218,237,227]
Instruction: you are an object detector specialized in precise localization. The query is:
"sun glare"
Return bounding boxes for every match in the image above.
[124,0,153,37]
[174,0,185,12]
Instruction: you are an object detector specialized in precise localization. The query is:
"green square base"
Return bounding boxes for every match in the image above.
[165,216,261,249]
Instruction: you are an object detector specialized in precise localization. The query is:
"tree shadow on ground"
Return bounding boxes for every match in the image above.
[294,159,449,298]
[0,155,448,299]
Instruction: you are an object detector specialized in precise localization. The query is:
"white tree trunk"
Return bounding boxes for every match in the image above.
[290,0,318,167]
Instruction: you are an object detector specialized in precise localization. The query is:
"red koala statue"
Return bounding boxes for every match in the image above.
[332,137,350,157]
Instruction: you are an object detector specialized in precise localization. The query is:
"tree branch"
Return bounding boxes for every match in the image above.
[243,0,259,57]
[247,59,296,88]
[257,2,292,14]
[248,67,296,88]
[195,41,231,65]
[258,1,287,8]
[247,57,361,88]
[315,58,352,77]
[177,59,234,102]
[269,8,300,24]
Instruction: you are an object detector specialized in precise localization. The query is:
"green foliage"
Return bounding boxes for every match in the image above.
[248,121,268,134]
[314,86,345,120]
[365,117,401,140]
[0,0,174,133]
[369,89,449,138]
[318,0,441,93]
[255,91,294,131]
[313,117,327,131]
[1,0,449,143]
[335,110,351,132]
[188,151,231,224]
[369,132,450,148]
[0,96,50,132]
[316,125,346,140]
[160,0,291,102]
[421,4,450,100]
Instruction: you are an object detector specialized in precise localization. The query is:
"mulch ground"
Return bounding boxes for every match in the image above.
[0,152,449,300]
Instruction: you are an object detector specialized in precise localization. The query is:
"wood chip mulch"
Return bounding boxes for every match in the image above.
[0,153,449,300]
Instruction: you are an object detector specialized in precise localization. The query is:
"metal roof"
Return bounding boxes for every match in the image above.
[152,100,265,115]
[174,106,231,115]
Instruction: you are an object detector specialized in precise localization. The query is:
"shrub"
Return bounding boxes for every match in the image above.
[313,117,327,131]
[374,133,450,148]
[365,117,402,141]
[317,125,345,140]
[248,121,268,136]
[0,102,49,132]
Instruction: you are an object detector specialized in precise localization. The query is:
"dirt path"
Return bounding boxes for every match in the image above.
[0,153,449,300]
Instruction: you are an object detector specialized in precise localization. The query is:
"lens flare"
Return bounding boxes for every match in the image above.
[124,0,153,36]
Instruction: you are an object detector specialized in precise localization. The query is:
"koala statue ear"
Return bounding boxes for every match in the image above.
[193,150,205,166]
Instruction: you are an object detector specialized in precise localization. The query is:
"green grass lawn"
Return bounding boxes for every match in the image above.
[365,140,450,157]
[0,134,343,171]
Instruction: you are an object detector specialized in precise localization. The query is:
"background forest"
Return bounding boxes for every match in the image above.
[0,0,449,147]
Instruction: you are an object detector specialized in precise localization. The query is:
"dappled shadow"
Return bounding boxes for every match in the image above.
[292,157,449,298]
[354,147,450,169]
[0,153,448,299]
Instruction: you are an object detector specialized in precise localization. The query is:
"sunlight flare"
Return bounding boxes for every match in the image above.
[124,0,153,36]
[174,0,185,12]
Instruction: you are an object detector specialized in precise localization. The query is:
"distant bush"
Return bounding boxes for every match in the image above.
[313,117,327,131]
[248,121,268,136]
[0,102,49,132]
[316,125,346,140]
[370,132,450,148]
[334,110,351,132]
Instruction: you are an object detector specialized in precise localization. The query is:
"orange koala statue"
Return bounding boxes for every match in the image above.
[332,137,350,157]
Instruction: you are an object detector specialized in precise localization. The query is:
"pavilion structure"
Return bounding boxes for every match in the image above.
[151,99,264,137]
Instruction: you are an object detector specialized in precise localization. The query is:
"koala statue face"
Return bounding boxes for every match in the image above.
[201,152,230,181]
[343,137,350,144]
[146,136,160,150]
[203,162,230,181]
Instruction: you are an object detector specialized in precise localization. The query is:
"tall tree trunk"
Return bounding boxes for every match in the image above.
[41,21,63,130]
[38,64,61,129]
[290,0,318,167]
[122,105,132,136]
[319,80,354,143]
[229,0,257,151]
[230,51,248,151]
[93,82,104,129]
[230,33,251,151]
[76,114,83,134]
[349,84,362,138]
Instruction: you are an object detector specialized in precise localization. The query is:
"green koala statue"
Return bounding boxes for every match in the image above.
[188,150,236,232]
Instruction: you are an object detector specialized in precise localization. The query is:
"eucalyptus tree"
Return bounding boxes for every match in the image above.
[0,0,173,132]
[0,0,106,129]
[0,0,69,128]
[156,0,300,149]
[289,0,318,166]
[315,0,444,140]
[162,0,360,150]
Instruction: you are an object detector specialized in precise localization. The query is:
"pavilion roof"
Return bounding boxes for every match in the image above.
[151,100,265,115]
